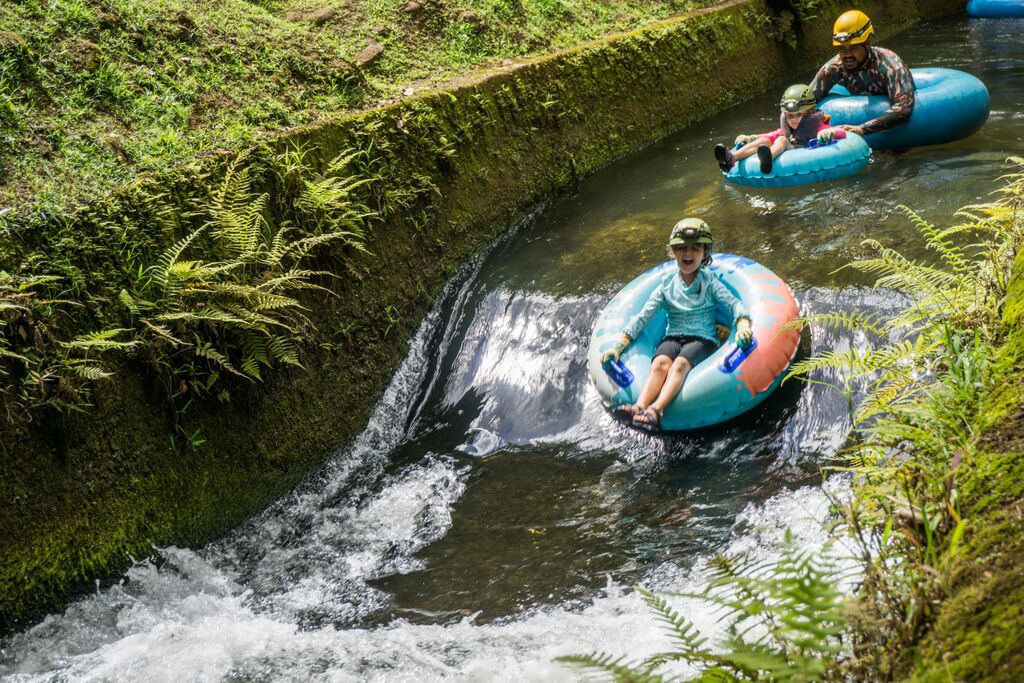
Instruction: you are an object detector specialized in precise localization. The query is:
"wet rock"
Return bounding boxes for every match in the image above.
[284,7,343,25]
[403,1,423,14]
[372,24,390,37]
[354,40,384,68]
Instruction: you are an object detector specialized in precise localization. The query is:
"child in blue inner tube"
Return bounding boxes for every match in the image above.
[600,218,753,430]
[714,84,847,175]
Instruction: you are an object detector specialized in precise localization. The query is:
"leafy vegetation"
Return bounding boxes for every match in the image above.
[559,535,849,681]
[559,159,1024,680]
[0,146,376,429]
[0,0,715,215]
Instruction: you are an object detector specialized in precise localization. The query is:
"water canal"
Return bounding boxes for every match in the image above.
[2,14,1023,682]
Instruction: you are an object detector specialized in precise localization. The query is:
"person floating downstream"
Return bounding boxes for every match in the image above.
[809,9,916,137]
[600,218,753,430]
[714,84,847,174]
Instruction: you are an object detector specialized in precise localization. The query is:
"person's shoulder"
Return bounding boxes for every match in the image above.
[700,268,721,289]
[873,46,907,65]
[820,54,843,71]
[655,269,675,290]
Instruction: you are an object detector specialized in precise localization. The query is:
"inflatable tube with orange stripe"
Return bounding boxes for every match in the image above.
[588,254,801,431]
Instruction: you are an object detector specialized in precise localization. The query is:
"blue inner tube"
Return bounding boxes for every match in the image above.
[967,0,1024,17]
[587,254,801,431]
[819,68,990,150]
[722,134,870,188]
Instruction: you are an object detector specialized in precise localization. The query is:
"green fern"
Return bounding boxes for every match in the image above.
[559,539,847,682]
[781,310,888,337]
[556,653,666,682]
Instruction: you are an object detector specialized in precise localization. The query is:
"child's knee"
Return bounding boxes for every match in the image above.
[672,357,692,373]
[652,355,673,372]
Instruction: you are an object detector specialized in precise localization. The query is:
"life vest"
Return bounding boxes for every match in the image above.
[777,111,830,147]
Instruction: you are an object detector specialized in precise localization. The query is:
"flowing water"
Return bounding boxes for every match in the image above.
[3,15,1023,682]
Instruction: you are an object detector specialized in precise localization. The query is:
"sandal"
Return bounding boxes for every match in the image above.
[632,406,663,430]
[613,403,642,420]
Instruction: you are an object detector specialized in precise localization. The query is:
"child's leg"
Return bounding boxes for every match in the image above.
[651,357,693,413]
[733,136,773,161]
[638,338,716,422]
[636,354,673,409]
[769,136,792,159]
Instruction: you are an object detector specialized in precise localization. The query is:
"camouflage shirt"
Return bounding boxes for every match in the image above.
[810,46,916,135]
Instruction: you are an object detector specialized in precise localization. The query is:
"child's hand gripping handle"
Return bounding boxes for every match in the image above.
[602,358,635,388]
[720,338,759,373]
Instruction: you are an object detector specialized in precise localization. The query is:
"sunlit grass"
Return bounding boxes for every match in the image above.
[0,0,712,214]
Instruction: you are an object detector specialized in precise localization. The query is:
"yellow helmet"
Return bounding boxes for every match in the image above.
[832,10,874,46]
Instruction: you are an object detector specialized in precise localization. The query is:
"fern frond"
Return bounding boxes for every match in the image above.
[268,336,301,367]
[156,309,253,328]
[152,228,205,301]
[65,363,113,380]
[192,340,245,377]
[899,205,973,276]
[853,373,924,426]
[61,328,138,351]
[636,587,710,654]
[555,652,663,682]
[141,321,186,346]
[240,332,269,379]
[782,310,889,336]
[119,289,141,315]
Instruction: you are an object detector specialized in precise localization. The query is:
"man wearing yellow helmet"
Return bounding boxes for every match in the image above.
[809,10,915,137]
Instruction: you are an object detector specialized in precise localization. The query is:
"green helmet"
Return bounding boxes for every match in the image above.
[780,84,816,113]
[668,217,713,247]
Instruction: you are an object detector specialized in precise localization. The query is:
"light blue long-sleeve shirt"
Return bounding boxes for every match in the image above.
[623,268,750,343]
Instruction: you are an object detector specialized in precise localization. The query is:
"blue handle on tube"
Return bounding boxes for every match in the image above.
[603,359,635,388]
[719,338,758,373]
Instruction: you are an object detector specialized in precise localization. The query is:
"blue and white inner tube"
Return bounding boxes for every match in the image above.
[967,0,1024,17]
[588,254,801,431]
[820,67,990,150]
[722,134,871,188]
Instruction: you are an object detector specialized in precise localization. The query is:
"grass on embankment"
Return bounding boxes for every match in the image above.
[0,0,714,214]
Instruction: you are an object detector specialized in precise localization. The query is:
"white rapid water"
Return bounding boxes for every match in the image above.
[0,483,844,683]
[0,248,890,683]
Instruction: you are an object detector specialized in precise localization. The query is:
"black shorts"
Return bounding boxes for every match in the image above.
[654,335,718,366]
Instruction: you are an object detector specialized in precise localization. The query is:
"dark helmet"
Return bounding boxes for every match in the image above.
[780,84,816,113]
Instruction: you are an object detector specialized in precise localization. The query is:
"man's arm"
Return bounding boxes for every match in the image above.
[860,52,915,134]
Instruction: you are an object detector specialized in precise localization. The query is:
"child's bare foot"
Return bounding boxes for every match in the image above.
[757,145,773,174]
[714,144,734,172]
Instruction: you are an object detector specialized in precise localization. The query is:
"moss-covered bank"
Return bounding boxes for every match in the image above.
[906,223,1024,680]
[0,0,965,629]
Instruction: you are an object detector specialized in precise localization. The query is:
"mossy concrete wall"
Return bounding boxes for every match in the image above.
[907,231,1024,681]
[0,0,965,629]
